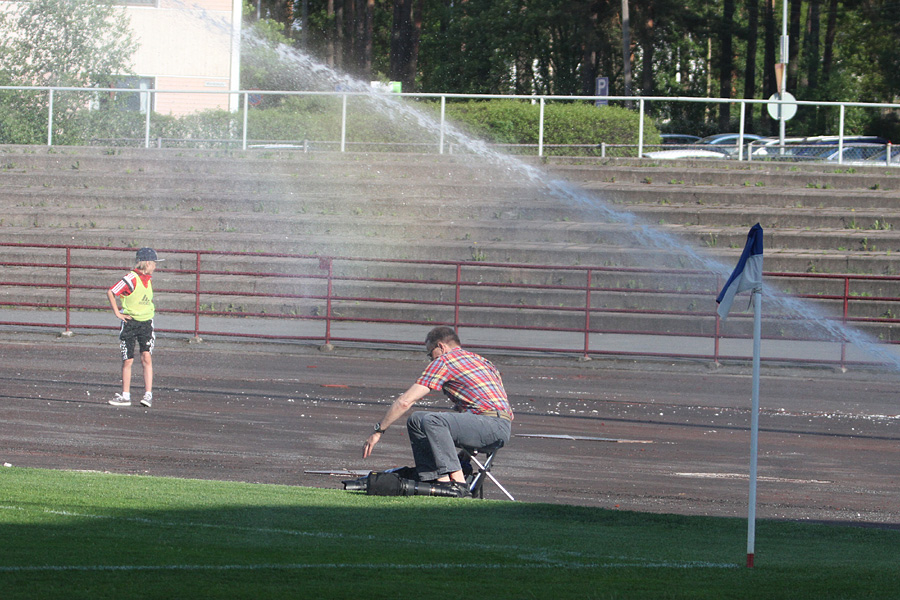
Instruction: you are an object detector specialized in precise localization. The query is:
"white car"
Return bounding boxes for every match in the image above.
[747,136,892,163]
[644,133,762,159]
[643,148,731,160]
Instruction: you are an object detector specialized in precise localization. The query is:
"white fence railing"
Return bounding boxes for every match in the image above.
[2,85,899,164]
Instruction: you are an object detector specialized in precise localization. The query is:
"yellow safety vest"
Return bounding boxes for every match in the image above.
[121,273,154,321]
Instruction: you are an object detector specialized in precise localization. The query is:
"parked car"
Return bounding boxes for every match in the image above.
[748,136,817,159]
[819,143,899,166]
[661,134,701,145]
[863,146,900,166]
[644,133,762,159]
[643,148,731,160]
[793,136,888,160]
[696,133,764,146]
[694,133,764,156]
[748,136,890,162]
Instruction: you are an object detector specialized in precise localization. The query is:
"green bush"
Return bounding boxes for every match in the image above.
[443,100,660,155]
[0,92,44,145]
[244,95,441,147]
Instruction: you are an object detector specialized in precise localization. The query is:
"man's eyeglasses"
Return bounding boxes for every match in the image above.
[426,344,439,359]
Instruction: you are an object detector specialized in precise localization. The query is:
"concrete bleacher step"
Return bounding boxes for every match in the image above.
[543,160,900,191]
[586,183,900,211]
[4,205,900,260]
[628,204,900,230]
[0,170,545,202]
[2,146,900,344]
[0,188,589,223]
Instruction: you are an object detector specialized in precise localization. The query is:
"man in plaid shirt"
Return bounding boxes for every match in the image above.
[363,326,512,497]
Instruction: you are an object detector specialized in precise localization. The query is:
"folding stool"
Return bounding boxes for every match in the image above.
[459,440,515,501]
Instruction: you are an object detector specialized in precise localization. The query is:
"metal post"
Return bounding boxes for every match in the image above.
[746,289,762,568]
[47,89,54,146]
[714,274,721,364]
[778,0,788,148]
[194,252,202,341]
[454,264,462,331]
[323,258,334,345]
[638,98,645,158]
[144,92,152,148]
[64,247,72,335]
[621,0,632,108]
[439,96,446,155]
[838,105,845,165]
[538,97,545,157]
[738,102,747,161]
[340,94,347,152]
[583,269,593,358]
[242,92,249,150]
[841,277,850,370]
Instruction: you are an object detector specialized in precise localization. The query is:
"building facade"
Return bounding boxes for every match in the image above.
[125,0,242,115]
[0,0,242,115]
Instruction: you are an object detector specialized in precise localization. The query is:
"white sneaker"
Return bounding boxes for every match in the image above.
[109,393,131,407]
[140,392,153,408]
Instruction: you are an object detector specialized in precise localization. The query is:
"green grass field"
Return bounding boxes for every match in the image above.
[1,467,896,599]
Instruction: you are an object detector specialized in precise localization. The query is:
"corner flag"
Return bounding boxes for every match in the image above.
[715,223,765,568]
[716,223,763,321]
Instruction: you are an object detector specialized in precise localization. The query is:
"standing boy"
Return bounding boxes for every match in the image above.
[107,247,162,408]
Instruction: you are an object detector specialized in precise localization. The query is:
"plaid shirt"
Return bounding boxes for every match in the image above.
[416,347,512,417]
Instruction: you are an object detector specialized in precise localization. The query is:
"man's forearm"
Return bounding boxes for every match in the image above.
[378,399,413,431]
[380,383,430,428]
[363,384,431,459]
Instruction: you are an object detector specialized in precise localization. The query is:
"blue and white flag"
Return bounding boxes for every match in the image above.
[716,223,763,321]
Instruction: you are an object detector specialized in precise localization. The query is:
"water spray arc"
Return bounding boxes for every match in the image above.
[215,11,900,370]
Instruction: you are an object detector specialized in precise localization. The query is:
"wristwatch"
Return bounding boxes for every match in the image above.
[373,422,388,434]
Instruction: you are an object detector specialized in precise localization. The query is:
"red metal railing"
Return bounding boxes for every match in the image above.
[1,243,899,368]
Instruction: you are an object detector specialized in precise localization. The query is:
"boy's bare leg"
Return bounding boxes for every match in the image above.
[141,351,153,394]
[121,358,133,395]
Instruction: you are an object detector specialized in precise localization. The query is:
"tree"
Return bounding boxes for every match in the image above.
[717,0,735,129]
[743,0,760,132]
[0,0,136,88]
[0,0,138,144]
[390,0,423,91]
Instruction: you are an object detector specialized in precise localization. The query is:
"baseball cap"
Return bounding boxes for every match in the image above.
[135,247,164,262]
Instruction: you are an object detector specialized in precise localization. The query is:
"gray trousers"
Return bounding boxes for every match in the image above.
[407,410,511,481]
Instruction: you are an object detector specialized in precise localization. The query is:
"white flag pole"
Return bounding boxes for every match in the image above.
[747,288,762,568]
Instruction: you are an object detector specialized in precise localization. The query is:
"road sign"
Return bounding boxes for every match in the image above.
[767,91,797,121]
[594,77,609,106]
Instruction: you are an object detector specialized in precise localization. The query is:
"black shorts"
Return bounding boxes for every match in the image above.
[119,319,155,361]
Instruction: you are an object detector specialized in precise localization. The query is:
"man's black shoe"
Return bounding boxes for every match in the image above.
[449,482,472,498]
[429,481,472,498]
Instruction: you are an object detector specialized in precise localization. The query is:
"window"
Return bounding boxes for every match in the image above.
[108,77,155,113]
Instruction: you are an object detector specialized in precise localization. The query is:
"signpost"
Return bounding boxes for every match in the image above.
[777,0,789,146]
[594,77,609,106]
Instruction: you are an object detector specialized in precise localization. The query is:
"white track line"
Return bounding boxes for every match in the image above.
[674,472,833,484]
